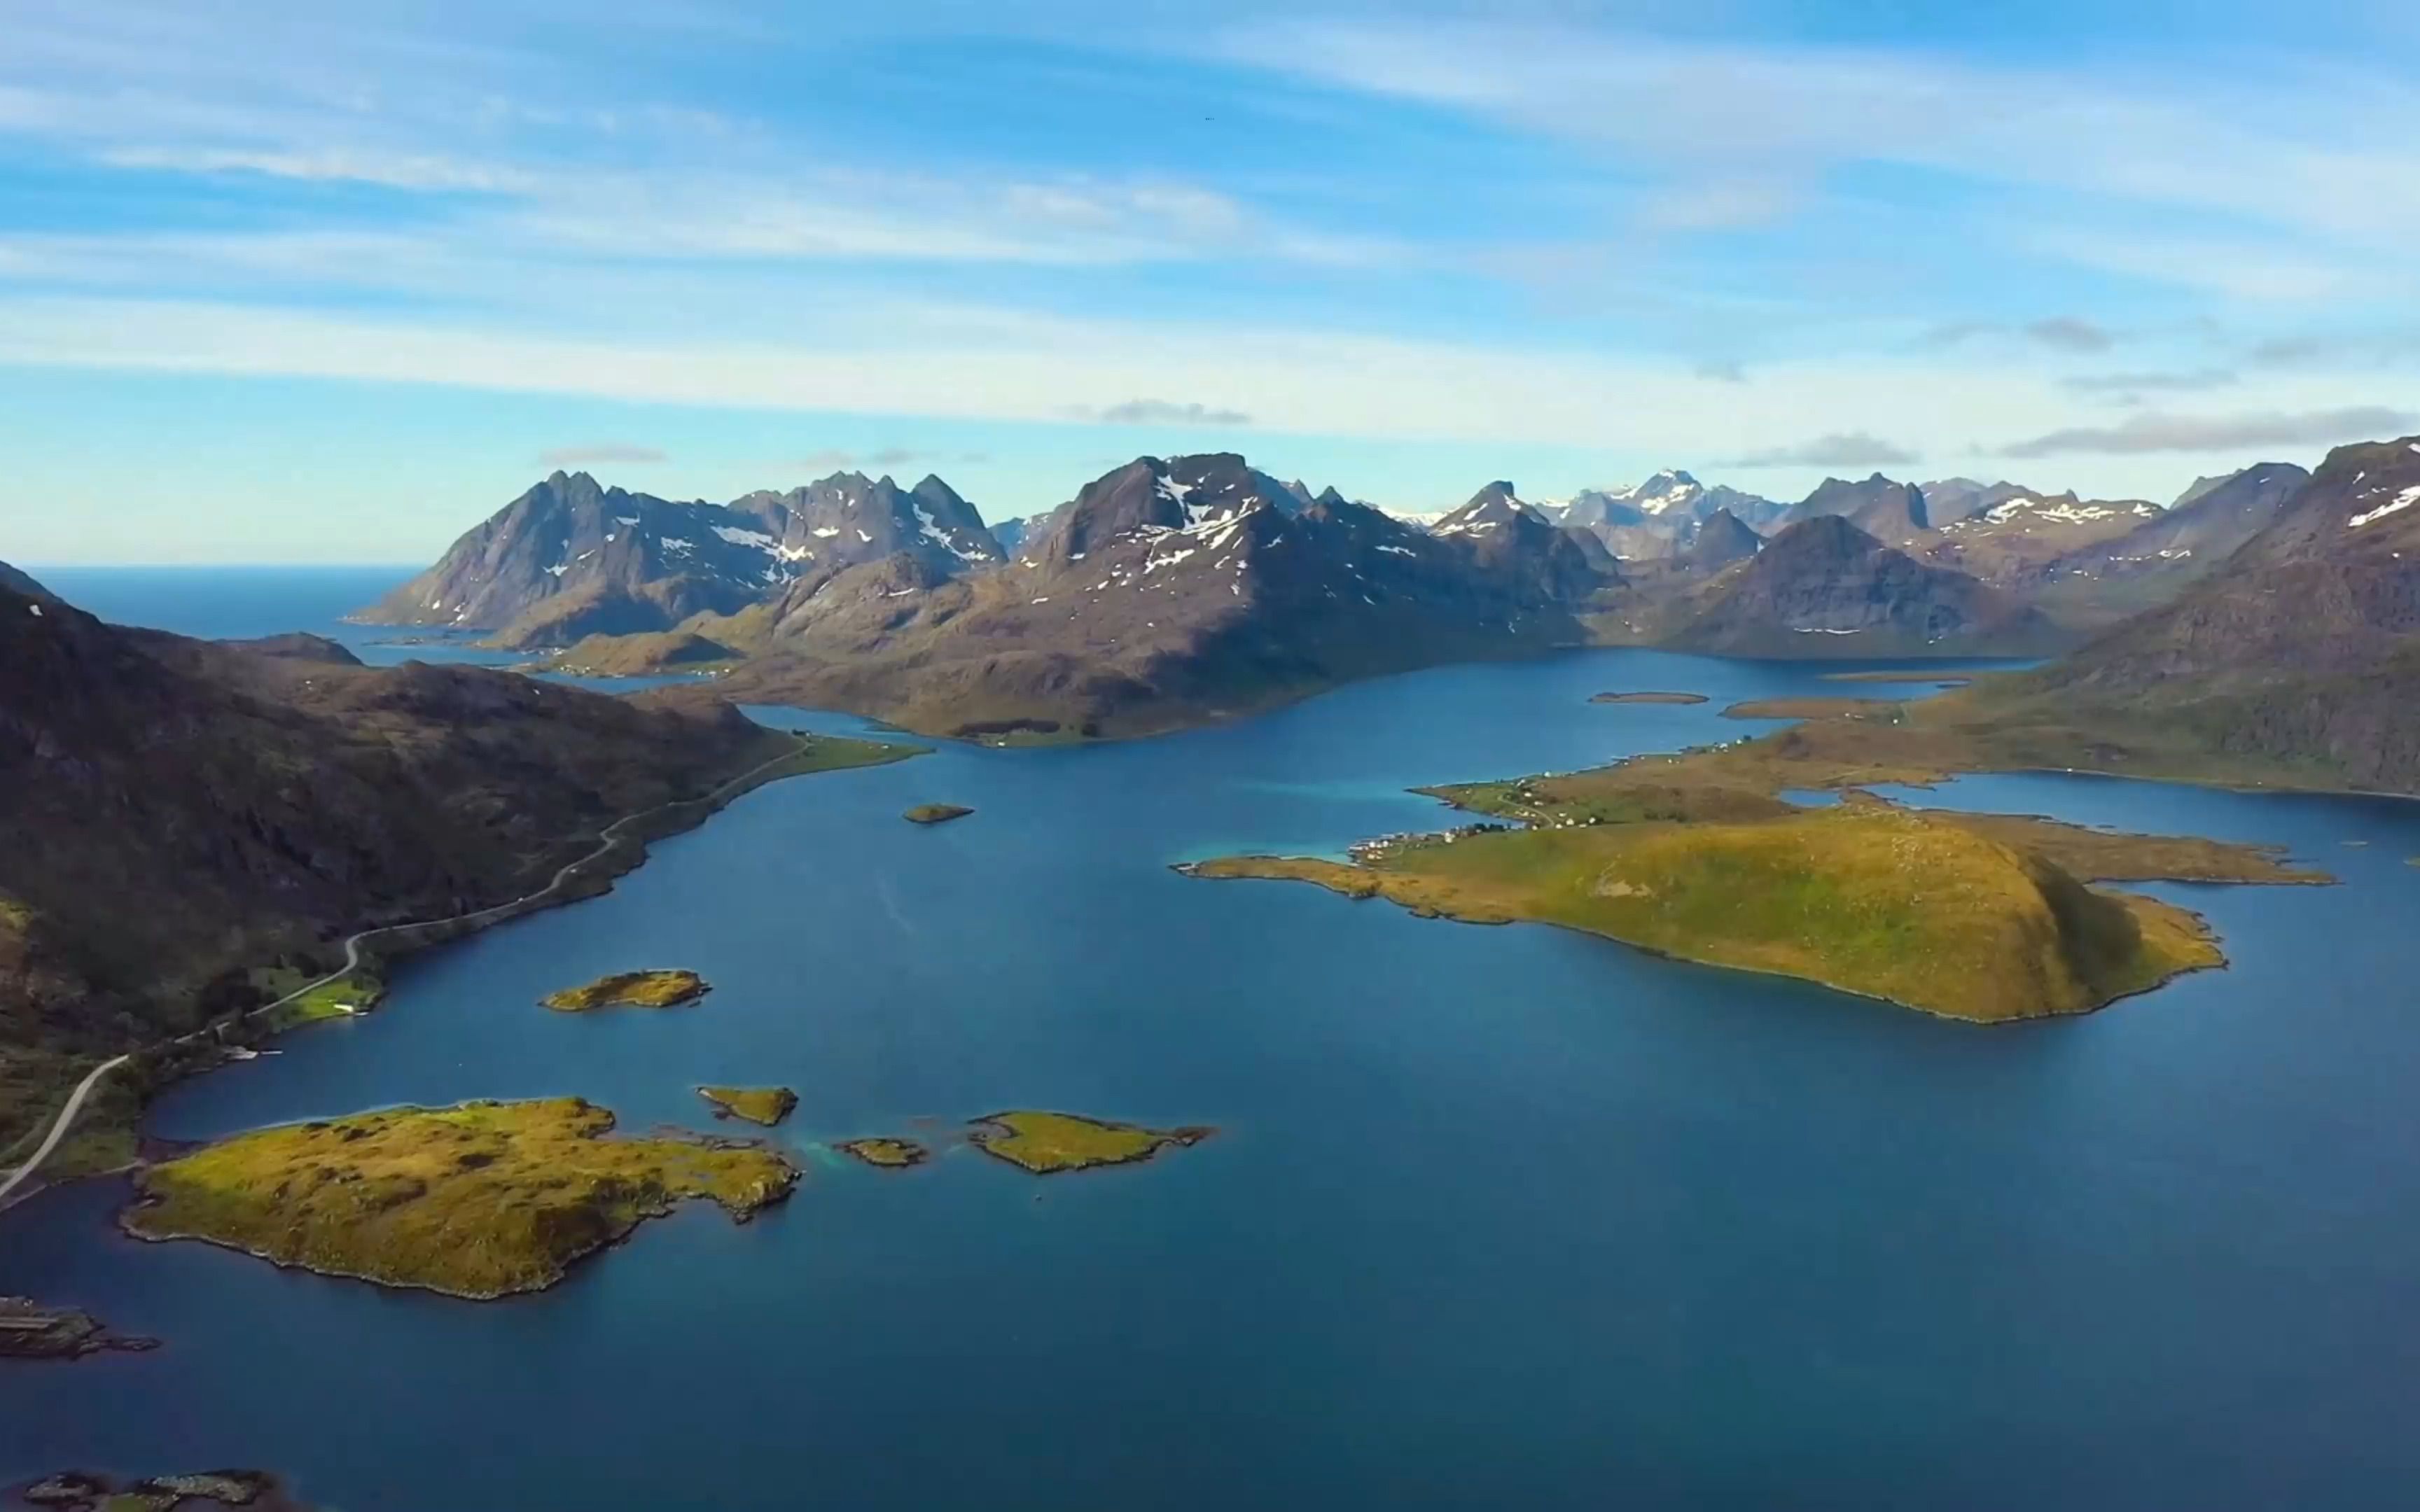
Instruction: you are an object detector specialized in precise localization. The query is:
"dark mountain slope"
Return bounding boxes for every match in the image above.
[1786,474,1931,543]
[1917,491,2162,587]
[1667,515,2056,656]
[2005,439,2420,788]
[0,584,808,1147]
[0,561,49,600]
[2048,462,2309,581]
[1676,507,1763,570]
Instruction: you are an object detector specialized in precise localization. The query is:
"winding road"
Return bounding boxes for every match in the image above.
[0,737,828,1212]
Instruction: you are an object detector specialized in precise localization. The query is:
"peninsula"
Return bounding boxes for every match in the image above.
[119,1098,795,1298]
[1185,712,2328,1022]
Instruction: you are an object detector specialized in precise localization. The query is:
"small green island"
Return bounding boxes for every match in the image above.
[540,969,709,1011]
[696,1085,798,1126]
[836,1137,929,1168]
[1590,690,1709,705]
[967,1110,1214,1174]
[1181,710,2330,1023]
[903,803,975,825]
[118,1098,795,1298]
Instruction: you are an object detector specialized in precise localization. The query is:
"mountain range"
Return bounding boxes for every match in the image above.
[361,451,2325,738]
[356,469,1003,648]
[610,458,1620,738]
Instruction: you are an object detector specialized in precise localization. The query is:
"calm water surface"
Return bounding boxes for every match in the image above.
[8,570,2420,1509]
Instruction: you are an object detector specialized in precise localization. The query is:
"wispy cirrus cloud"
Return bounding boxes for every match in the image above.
[789,447,980,474]
[99,144,532,192]
[1716,432,1918,469]
[1089,398,1253,426]
[2061,369,2239,396]
[537,442,665,468]
[1995,405,2416,458]
[1919,317,2118,353]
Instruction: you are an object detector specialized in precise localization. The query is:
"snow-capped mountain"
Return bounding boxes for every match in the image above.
[356,469,1006,648]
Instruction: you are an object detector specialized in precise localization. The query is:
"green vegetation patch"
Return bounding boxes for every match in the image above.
[967,1111,1214,1175]
[541,969,709,1011]
[1188,805,2239,1023]
[903,803,975,825]
[1590,690,1709,705]
[1720,696,1905,721]
[836,1138,929,1168]
[696,1085,797,1126]
[120,1098,795,1298]
[250,966,384,1028]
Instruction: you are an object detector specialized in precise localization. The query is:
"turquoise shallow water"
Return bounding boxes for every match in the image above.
[8,571,2420,1509]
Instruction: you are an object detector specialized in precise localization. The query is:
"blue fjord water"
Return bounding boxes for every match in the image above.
[8,570,2420,1509]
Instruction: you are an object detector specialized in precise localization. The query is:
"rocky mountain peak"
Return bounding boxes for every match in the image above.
[1791,474,1930,539]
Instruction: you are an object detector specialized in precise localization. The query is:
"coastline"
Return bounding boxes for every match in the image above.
[0,731,921,1215]
[1178,857,2230,1026]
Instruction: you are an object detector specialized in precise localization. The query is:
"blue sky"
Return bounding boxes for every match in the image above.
[4,0,2418,562]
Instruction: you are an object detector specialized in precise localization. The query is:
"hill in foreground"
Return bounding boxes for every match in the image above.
[0,582,910,1164]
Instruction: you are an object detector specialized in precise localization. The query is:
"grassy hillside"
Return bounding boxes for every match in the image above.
[121,1098,795,1297]
[1190,807,2228,1021]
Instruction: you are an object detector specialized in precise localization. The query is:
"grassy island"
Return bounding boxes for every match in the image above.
[541,969,709,1011]
[903,803,975,825]
[1185,807,2237,1021]
[119,1098,795,1298]
[696,1086,797,1126]
[967,1111,1214,1174]
[1720,696,1903,721]
[1590,691,1708,705]
[837,1137,929,1168]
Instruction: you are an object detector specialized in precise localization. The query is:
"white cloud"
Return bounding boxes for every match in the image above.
[1227,18,2420,302]
[1717,433,1919,469]
[99,144,532,192]
[1996,406,2418,458]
